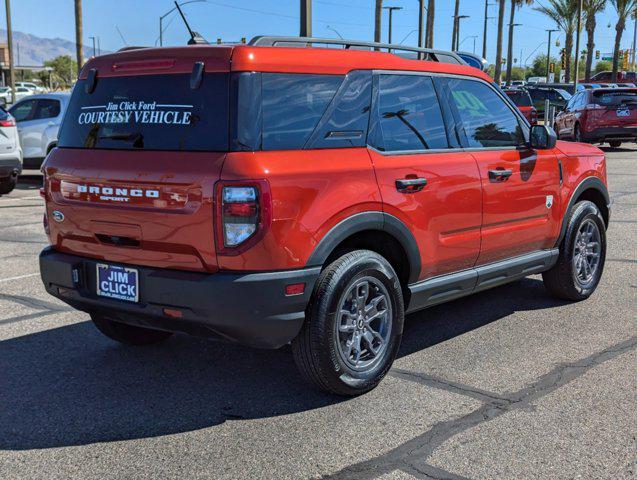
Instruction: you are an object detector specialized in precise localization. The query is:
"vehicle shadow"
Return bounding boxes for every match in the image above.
[0,277,567,450]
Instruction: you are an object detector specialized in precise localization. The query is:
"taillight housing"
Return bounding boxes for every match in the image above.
[0,117,16,127]
[214,180,271,255]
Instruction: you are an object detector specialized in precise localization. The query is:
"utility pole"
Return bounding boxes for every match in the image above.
[546,29,558,81]
[506,23,521,85]
[573,0,583,88]
[425,0,435,48]
[418,0,425,55]
[452,0,460,50]
[455,15,469,51]
[494,0,505,84]
[89,36,96,57]
[74,0,83,77]
[384,6,402,45]
[4,0,15,104]
[300,0,312,37]
[97,36,101,56]
[632,12,637,70]
[482,0,491,59]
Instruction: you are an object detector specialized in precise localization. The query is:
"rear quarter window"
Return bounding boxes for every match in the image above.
[58,73,229,151]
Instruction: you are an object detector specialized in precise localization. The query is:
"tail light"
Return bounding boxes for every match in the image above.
[215,180,271,255]
[0,117,16,127]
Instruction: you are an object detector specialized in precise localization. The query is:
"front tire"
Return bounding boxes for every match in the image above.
[292,250,404,396]
[543,201,606,300]
[608,140,622,148]
[0,173,17,195]
[91,315,173,345]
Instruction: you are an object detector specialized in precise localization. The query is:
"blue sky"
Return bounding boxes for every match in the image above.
[2,0,634,66]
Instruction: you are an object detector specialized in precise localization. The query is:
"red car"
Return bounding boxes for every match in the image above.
[504,88,538,124]
[554,88,637,147]
[39,37,609,395]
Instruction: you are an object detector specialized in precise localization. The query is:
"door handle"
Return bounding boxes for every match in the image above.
[396,177,427,193]
[488,168,513,182]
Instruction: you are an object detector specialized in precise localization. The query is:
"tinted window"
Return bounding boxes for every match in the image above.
[505,90,532,107]
[373,74,448,151]
[34,99,61,120]
[528,89,549,101]
[58,73,229,151]
[261,73,343,150]
[447,78,525,148]
[592,89,637,106]
[9,99,37,122]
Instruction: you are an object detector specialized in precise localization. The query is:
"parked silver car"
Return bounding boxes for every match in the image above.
[0,106,22,195]
[9,93,69,169]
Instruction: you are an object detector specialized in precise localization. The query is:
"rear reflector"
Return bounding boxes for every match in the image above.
[0,118,16,127]
[285,283,305,296]
[163,308,183,318]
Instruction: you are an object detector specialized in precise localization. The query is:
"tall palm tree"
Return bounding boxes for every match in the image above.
[494,0,506,84]
[506,0,534,85]
[583,0,606,81]
[374,0,383,46]
[535,0,579,83]
[610,0,637,81]
[425,0,435,47]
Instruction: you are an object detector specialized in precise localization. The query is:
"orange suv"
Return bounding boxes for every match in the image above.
[39,37,609,395]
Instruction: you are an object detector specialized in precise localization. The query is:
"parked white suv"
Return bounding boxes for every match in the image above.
[9,93,69,169]
[15,82,46,93]
[0,106,22,195]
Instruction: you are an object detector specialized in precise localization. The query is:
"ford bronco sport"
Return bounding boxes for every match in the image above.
[39,37,609,396]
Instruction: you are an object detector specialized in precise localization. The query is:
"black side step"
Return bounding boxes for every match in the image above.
[406,249,559,313]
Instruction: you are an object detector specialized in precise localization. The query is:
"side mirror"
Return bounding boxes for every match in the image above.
[530,124,557,150]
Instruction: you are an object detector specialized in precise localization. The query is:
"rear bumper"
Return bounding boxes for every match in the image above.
[39,247,320,349]
[584,126,637,143]
[0,157,22,178]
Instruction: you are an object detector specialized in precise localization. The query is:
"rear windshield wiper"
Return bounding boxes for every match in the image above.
[98,132,144,148]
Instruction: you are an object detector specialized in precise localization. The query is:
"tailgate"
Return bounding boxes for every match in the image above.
[44,148,224,272]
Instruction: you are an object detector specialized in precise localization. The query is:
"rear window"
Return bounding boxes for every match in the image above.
[58,73,229,151]
[505,90,532,107]
[592,89,637,106]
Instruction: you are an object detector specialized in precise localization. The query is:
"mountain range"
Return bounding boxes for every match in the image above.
[0,29,109,66]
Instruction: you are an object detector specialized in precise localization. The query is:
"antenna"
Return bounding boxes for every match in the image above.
[174,1,208,45]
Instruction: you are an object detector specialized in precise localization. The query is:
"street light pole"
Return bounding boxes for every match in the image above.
[573,0,583,88]
[74,0,83,77]
[300,0,312,37]
[546,29,558,81]
[383,6,403,45]
[4,0,15,104]
[89,36,96,57]
[482,0,491,59]
[455,15,469,51]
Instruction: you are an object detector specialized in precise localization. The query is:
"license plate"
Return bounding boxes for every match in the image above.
[616,108,630,117]
[96,263,139,302]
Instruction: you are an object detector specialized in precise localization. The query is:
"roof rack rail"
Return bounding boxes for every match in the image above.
[249,36,465,66]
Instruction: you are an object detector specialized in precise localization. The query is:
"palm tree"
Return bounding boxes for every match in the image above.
[583,0,607,81]
[506,0,534,85]
[494,0,506,84]
[425,0,435,47]
[610,0,637,81]
[374,0,383,45]
[535,0,579,83]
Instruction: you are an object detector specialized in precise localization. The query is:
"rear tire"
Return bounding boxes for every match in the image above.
[0,174,17,195]
[542,200,606,301]
[91,315,173,345]
[608,140,622,148]
[292,250,404,396]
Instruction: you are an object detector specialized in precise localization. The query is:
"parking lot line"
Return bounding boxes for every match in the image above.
[0,273,39,283]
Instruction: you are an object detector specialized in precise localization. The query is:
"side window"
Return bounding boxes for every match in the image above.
[34,99,61,120]
[261,73,343,150]
[9,99,37,122]
[372,74,448,151]
[447,78,525,148]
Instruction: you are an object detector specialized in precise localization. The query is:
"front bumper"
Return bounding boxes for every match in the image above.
[584,126,637,143]
[0,157,22,178]
[39,247,320,349]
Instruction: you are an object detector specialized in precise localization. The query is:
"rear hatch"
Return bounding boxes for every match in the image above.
[44,46,233,272]
[588,88,637,128]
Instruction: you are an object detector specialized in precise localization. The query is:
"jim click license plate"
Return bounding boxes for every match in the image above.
[96,263,139,302]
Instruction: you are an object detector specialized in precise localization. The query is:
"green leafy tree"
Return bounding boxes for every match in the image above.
[529,54,562,78]
[43,55,77,88]
[583,0,607,81]
[610,0,637,80]
[535,0,579,83]
[594,59,612,73]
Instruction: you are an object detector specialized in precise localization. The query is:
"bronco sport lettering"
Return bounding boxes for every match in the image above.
[39,37,609,396]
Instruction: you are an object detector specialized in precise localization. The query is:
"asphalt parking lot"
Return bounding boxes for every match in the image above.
[0,151,635,480]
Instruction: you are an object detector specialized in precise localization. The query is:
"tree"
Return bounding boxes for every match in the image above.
[494,0,506,84]
[507,0,534,85]
[44,55,77,88]
[583,1,606,81]
[425,0,435,47]
[610,0,637,81]
[594,59,612,73]
[529,54,562,78]
[535,0,579,83]
[374,0,383,45]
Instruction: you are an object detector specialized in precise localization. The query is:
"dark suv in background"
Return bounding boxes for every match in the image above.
[525,86,572,116]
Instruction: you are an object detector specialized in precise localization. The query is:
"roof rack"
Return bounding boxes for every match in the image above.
[249,36,465,66]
